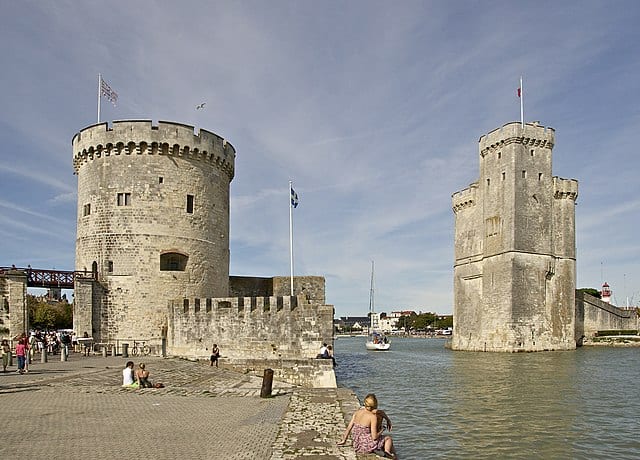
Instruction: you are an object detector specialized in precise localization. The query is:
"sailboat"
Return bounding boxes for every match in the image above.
[365,261,391,351]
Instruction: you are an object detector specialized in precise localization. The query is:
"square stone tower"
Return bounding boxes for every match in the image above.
[451,122,578,351]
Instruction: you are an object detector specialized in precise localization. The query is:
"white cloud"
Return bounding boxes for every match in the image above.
[1,1,640,315]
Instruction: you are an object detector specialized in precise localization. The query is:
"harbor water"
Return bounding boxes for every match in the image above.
[334,336,640,459]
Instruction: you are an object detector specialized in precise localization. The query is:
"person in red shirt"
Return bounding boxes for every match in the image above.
[15,339,27,374]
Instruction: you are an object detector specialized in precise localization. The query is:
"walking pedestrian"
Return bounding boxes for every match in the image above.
[210,344,220,367]
[15,338,26,374]
[1,339,11,372]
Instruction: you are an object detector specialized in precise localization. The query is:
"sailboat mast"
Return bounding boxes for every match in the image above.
[369,261,375,330]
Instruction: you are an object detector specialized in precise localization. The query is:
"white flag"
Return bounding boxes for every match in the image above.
[100,78,118,105]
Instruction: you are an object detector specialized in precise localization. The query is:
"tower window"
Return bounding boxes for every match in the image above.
[107,261,113,273]
[486,178,490,187]
[531,149,535,156]
[117,192,131,206]
[160,252,188,271]
[186,194,194,213]
[83,203,91,216]
[538,173,543,181]
[159,177,163,184]
[497,152,502,159]
[502,172,506,181]
[194,298,201,313]
[522,170,527,179]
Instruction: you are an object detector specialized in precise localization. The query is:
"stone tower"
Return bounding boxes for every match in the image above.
[72,121,235,345]
[451,122,578,352]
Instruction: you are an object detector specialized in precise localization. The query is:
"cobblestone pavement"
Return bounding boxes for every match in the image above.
[0,353,369,460]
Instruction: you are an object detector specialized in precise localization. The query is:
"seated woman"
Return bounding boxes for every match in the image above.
[337,393,397,458]
[122,361,138,387]
[136,363,153,388]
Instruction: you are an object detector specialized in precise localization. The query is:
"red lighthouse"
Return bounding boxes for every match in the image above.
[601,282,612,303]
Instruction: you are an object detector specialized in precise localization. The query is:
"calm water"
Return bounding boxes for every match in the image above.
[334,337,640,459]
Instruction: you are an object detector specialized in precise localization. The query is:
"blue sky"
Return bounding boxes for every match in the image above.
[1,1,639,316]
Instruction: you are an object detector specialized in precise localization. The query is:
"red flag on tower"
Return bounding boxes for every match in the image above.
[518,76,524,127]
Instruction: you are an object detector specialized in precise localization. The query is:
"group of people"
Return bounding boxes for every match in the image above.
[122,361,163,388]
[338,393,398,459]
[317,343,337,367]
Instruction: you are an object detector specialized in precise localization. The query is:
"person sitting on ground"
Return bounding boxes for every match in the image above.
[317,343,329,359]
[136,362,153,388]
[210,344,220,368]
[122,361,137,387]
[337,393,397,459]
[327,345,337,367]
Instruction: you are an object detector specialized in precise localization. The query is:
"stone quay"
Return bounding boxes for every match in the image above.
[0,352,388,460]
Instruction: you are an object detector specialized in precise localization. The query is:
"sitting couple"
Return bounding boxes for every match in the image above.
[122,361,155,388]
[338,393,397,459]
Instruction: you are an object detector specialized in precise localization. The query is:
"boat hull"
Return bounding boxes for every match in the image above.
[366,341,391,351]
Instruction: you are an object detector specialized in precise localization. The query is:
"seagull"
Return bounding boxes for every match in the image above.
[196,102,206,110]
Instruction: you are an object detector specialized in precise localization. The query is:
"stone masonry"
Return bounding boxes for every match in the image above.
[452,122,579,352]
[71,121,335,386]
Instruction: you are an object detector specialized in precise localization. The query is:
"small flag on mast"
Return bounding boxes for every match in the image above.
[518,76,524,127]
[290,186,299,208]
[100,77,118,106]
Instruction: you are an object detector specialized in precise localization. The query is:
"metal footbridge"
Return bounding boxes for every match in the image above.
[0,266,95,289]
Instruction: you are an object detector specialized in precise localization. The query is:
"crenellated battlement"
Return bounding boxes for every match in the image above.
[168,293,335,364]
[553,177,579,201]
[178,295,303,315]
[452,182,478,213]
[72,120,235,178]
[479,121,554,157]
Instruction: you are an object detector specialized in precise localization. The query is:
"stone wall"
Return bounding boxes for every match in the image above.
[452,122,578,352]
[222,358,336,388]
[167,295,334,360]
[576,291,638,339]
[0,271,27,340]
[0,275,11,339]
[72,121,235,345]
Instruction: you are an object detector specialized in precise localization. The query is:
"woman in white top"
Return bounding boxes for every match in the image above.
[122,361,135,386]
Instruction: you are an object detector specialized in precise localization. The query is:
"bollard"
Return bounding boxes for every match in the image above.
[260,368,274,398]
[112,345,117,357]
[61,347,67,362]
[122,343,129,358]
[102,346,108,358]
[41,349,47,363]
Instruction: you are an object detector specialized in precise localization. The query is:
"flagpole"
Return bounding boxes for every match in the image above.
[520,76,524,128]
[97,74,102,123]
[289,181,295,296]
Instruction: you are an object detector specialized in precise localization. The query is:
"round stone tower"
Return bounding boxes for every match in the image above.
[72,120,235,345]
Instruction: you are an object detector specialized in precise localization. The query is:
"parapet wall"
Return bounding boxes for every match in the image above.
[229,275,326,304]
[72,120,236,179]
[554,177,579,200]
[479,121,554,156]
[168,294,335,361]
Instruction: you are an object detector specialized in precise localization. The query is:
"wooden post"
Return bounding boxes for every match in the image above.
[260,368,274,398]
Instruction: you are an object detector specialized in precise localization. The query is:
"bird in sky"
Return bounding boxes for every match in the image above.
[196,102,206,110]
